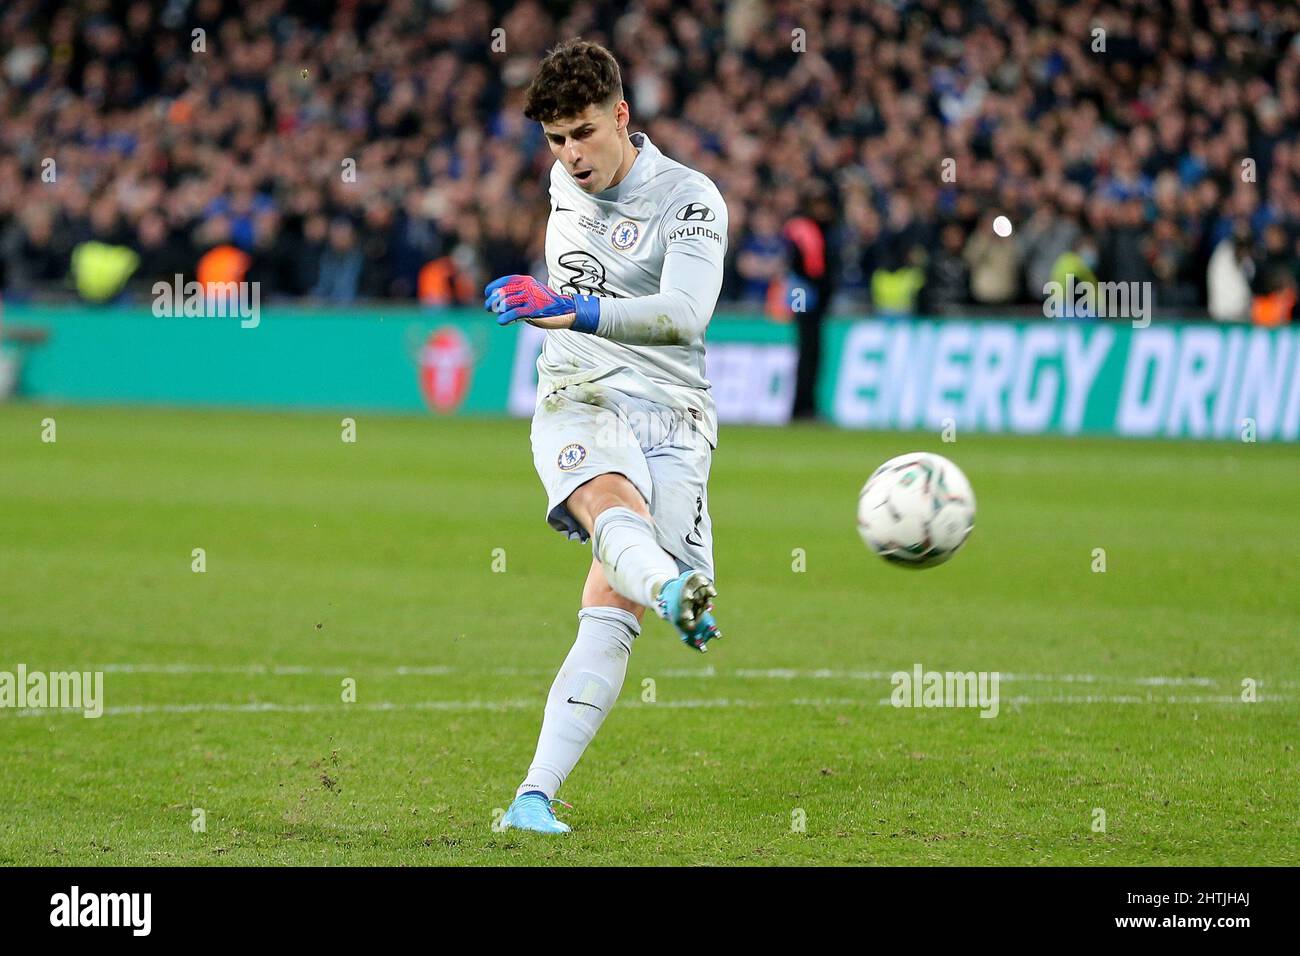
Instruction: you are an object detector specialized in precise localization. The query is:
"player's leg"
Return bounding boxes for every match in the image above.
[568,470,718,649]
[641,406,720,642]
[526,389,682,622]
[566,472,680,608]
[502,388,653,833]
[502,389,713,833]
[644,439,714,581]
[511,559,644,820]
[579,553,645,617]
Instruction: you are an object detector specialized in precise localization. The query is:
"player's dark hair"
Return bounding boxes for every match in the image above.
[523,39,623,123]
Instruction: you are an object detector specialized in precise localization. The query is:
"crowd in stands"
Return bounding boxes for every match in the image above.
[1,0,1298,324]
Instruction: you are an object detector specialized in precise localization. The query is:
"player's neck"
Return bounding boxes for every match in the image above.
[604,132,641,191]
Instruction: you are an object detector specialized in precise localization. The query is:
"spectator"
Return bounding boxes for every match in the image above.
[129,211,195,296]
[1018,202,1080,302]
[1144,217,1199,310]
[736,207,785,304]
[919,221,970,315]
[358,203,398,300]
[2,206,69,297]
[1208,229,1255,322]
[964,214,1020,306]
[785,184,837,421]
[1048,233,1100,320]
[1251,223,1297,326]
[70,239,139,303]
[312,217,364,305]
[245,209,296,300]
[293,214,330,298]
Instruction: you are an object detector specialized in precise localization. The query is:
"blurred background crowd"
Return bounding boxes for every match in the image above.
[1,0,1298,324]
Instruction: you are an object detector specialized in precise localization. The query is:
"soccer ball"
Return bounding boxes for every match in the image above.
[856,452,975,569]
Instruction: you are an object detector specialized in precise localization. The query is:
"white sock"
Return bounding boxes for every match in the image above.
[590,506,679,610]
[517,606,640,800]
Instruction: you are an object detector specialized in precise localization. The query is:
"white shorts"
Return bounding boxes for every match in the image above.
[531,382,715,580]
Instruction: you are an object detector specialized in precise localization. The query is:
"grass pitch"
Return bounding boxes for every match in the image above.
[1,402,1297,866]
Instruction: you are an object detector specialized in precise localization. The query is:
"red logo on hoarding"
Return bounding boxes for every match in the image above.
[419,326,472,414]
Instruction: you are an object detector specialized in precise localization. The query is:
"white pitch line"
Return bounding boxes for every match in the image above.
[733,668,897,681]
[875,694,1286,706]
[0,699,749,718]
[94,663,454,676]
[1006,694,1270,705]
[734,668,1231,687]
[0,693,1288,719]
[84,663,1294,688]
[1,699,537,718]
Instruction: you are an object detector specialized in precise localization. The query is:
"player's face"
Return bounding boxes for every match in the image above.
[543,101,628,194]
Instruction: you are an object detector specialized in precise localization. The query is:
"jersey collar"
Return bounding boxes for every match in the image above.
[594,131,657,203]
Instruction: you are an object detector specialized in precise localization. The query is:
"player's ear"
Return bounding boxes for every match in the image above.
[614,99,629,132]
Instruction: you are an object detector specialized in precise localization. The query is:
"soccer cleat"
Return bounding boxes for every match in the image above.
[655,570,721,652]
[499,791,571,834]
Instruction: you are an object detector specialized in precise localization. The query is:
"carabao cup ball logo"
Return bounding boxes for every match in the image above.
[419,326,472,414]
[610,219,640,251]
[557,443,587,471]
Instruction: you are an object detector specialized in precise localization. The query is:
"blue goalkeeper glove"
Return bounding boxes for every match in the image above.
[483,275,600,332]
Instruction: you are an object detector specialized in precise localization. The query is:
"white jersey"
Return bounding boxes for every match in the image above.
[538,131,728,447]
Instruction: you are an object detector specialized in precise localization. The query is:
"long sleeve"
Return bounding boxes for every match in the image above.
[592,186,728,346]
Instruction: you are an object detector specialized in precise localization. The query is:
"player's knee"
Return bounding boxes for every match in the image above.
[568,473,649,527]
[581,558,646,619]
[581,581,645,620]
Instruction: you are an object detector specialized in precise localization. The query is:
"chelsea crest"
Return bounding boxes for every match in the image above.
[557,443,588,471]
[610,220,640,251]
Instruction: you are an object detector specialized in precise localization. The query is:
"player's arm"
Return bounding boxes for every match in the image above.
[591,206,726,346]
[484,187,728,345]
